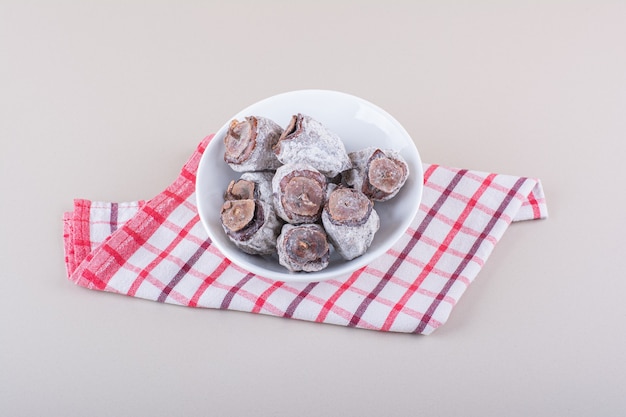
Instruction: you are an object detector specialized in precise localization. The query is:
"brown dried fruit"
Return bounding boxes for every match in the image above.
[276,114,301,145]
[368,156,404,193]
[284,226,329,264]
[273,113,352,178]
[221,200,256,232]
[224,118,257,164]
[362,149,408,200]
[225,179,256,201]
[274,165,327,224]
[282,176,325,217]
[327,187,372,226]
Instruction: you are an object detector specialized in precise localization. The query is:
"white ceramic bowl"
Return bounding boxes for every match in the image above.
[196,90,423,282]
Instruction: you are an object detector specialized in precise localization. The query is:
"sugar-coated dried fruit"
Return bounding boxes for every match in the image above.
[277,223,330,272]
[273,113,351,178]
[272,163,327,224]
[343,147,409,202]
[224,116,283,172]
[220,172,282,255]
[322,187,380,260]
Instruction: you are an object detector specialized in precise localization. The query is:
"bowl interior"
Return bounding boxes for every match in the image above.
[196,90,423,282]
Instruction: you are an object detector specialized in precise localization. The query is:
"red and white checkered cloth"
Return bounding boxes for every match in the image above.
[63,135,547,334]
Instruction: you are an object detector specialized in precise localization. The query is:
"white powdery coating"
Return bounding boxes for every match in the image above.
[228,200,282,255]
[322,207,380,260]
[240,171,274,206]
[343,147,409,202]
[275,114,352,178]
[271,163,326,224]
[227,116,283,172]
[325,183,338,200]
[276,223,329,272]
[224,171,283,255]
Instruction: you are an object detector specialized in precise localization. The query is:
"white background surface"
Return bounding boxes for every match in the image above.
[1,1,625,416]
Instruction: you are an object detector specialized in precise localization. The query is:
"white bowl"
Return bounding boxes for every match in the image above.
[196,90,423,282]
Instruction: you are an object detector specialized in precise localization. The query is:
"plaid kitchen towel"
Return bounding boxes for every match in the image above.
[63,135,547,334]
